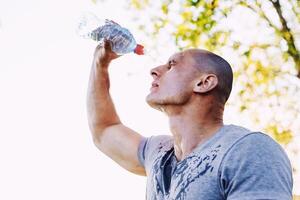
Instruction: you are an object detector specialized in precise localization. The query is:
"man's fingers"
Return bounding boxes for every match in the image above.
[95,39,112,53]
[93,39,120,62]
[104,39,113,51]
[95,42,104,52]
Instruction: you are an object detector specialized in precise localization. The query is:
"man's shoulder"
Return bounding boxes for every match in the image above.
[221,124,252,138]
[218,124,279,146]
[219,125,291,169]
[221,124,282,150]
[211,124,288,161]
[218,127,293,199]
[213,124,253,149]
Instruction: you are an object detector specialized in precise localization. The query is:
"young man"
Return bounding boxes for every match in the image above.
[87,40,293,199]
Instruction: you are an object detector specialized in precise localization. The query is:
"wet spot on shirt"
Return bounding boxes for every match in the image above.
[150,144,222,199]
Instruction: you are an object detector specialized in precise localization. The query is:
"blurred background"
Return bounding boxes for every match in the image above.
[0,0,299,199]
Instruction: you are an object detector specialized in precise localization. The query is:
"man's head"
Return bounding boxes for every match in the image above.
[146,49,233,112]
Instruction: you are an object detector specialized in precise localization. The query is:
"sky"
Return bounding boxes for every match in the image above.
[0,0,156,199]
[0,0,299,199]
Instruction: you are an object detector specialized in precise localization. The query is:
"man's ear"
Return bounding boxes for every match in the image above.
[193,74,218,93]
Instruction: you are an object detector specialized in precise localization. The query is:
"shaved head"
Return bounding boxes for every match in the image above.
[184,49,233,103]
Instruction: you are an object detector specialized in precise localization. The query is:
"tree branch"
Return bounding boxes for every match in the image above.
[269,0,300,78]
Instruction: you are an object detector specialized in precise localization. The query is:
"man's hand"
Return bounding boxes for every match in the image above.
[93,39,120,68]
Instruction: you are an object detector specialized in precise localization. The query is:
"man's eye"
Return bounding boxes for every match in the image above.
[168,62,174,70]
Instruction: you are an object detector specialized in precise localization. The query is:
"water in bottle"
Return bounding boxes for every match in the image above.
[77,12,144,55]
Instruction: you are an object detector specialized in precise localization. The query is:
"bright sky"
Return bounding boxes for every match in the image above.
[0,0,299,199]
[0,0,159,199]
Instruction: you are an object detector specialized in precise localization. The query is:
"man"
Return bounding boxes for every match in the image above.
[87,40,293,199]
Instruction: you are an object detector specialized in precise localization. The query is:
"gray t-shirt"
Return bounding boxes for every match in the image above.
[138,124,293,200]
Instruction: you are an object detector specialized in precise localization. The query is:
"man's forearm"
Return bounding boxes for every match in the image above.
[87,59,121,139]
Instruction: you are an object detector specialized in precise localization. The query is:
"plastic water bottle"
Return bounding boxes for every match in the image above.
[77,13,144,55]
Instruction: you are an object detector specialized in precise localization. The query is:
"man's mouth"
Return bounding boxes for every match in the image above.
[152,82,159,87]
[150,82,159,92]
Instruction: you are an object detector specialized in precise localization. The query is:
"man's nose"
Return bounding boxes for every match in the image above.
[150,65,163,78]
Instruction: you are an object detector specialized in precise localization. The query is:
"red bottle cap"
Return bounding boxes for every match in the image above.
[134,44,144,55]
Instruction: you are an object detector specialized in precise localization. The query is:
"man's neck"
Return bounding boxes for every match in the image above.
[166,103,223,161]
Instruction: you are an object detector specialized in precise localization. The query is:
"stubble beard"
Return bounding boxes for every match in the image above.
[146,90,192,111]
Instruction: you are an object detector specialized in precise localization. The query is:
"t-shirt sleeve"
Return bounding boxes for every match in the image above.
[137,135,173,174]
[219,132,293,200]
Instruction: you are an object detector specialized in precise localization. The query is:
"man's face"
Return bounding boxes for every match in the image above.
[146,51,199,110]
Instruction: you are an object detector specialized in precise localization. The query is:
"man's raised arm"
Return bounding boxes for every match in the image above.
[87,40,146,176]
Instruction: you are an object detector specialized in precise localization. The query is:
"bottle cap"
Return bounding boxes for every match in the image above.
[134,44,144,55]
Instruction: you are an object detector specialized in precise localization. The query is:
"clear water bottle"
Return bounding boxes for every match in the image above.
[77,13,144,55]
